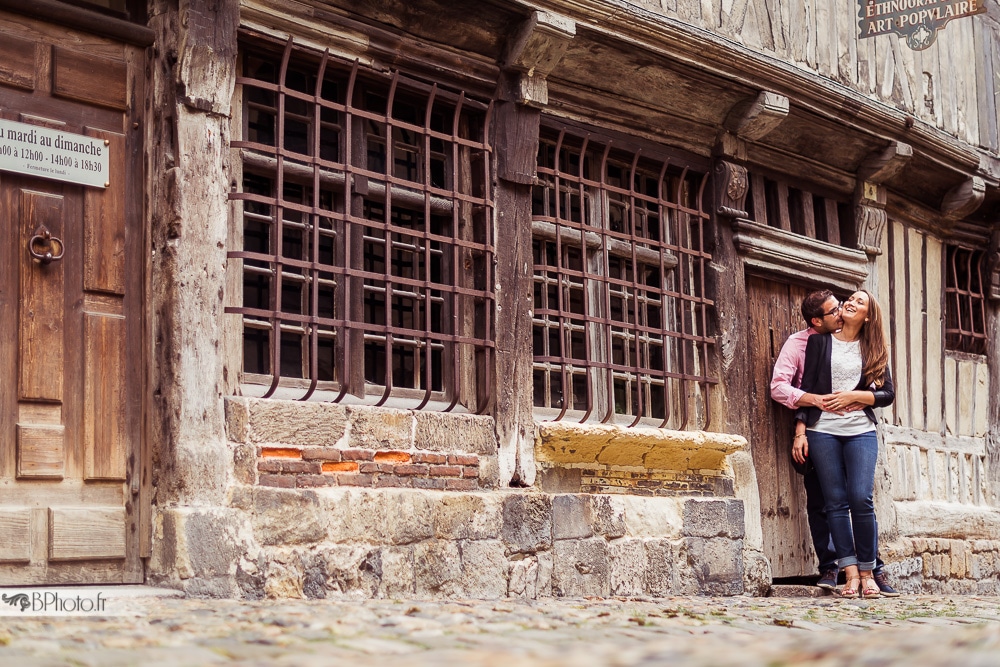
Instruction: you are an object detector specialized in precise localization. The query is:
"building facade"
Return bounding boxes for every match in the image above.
[1,0,999,597]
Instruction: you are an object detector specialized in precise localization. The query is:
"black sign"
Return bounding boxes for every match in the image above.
[859,0,986,50]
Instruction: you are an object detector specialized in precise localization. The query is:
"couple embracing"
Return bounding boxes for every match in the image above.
[770,289,898,599]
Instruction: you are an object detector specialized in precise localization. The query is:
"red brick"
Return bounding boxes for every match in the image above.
[322,461,359,473]
[377,463,397,473]
[448,454,479,466]
[393,464,429,476]
[261,447,302,459]
[359,462,380,474]
[429,465,462,477]
[341,449,375,461]
[413,477,446,490]
[280,460,322,474]
[445,478,478,491]
[336,473,374,487]
[302,447,341,462]
[461,466,480,478]
[375,475,413,488]
[413,453,448,464]
[259,474,295,488]
[257,460,283,473]
[296,474,339,488]
[374,451,411,463]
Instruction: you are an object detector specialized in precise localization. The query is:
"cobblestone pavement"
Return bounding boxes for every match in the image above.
[2,590,1000,666]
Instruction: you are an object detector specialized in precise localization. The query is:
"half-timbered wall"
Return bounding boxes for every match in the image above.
[875,219,993,509]
[633,0,1000,151]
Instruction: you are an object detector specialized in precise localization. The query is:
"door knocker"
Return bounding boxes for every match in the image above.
[28,226,65,265]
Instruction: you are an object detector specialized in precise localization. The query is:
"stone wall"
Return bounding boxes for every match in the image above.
[882,538,1000,595]
[149,399,750,599]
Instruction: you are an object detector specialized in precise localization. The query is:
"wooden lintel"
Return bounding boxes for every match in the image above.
[503,10,576,79]
[941,176,986,221]
[857,142,913,183]
[723,91,789,142]
[498,70,548,108]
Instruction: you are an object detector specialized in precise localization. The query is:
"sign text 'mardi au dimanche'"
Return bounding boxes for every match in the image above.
[0,118,109,189]
[860,0,987,50]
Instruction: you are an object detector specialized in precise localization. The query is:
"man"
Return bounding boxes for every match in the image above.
[770,289,899,597]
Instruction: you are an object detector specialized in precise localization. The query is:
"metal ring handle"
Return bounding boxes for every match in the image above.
[28,228,65,265]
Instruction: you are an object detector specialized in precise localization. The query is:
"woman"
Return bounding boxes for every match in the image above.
[791,290,894,599]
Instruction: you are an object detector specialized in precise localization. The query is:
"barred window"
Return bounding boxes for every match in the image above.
[229,42,494,411]
[744,172,851,247]
[945,245,987,355]
[531,126,717,428]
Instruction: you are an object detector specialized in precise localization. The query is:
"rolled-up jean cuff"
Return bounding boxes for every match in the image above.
[857,560,876,571]
[836,556,859,569]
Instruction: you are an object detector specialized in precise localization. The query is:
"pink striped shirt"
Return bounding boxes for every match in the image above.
[769,327,818,410]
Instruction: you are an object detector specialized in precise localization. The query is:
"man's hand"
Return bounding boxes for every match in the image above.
[792,433,809,464]
[798,392,845,415]
[821,390,874,413]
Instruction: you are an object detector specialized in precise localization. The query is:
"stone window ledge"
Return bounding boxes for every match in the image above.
[535,422,747,472]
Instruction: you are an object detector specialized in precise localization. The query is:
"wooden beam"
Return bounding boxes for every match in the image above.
[857,141,913,183]
[503,9,576,77]
[941,176,986,222]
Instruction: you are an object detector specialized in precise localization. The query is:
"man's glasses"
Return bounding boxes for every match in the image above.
[822,302,842,318]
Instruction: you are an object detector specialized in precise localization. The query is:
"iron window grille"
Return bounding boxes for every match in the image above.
[229,41,495,411]
[744,172,852,247]
[530,126,717,429]
[945,245,987,356]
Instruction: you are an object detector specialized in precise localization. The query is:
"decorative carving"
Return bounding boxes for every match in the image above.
[500,11,575,108]
[855,204,887,256]
[989,229,1000,301]
[714,160,748,219]
[723,91,789,142]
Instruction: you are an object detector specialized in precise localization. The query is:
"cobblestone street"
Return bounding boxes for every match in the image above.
[2,590,1000,666]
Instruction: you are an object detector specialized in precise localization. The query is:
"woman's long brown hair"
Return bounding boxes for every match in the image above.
[858,289,889,388]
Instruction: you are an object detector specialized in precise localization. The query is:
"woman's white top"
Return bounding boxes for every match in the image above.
[809,336,875,436]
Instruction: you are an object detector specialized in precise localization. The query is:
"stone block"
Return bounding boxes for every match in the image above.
[247,398,348,446]
[591,495,626,539]
[683,537,744,596]
[536,549,553,597]
[435,494,503,540]
[323,489,390,544]
[644,539,675,596]
[459,540,508,599]
[950,541,968,578]
[538,466,583,493]
[477,455,501,489]
[607,538,645,596]
[501,493,552,553]
[507,555,539,598]
[320,545,383,598]
[383,490,435,545]
[348,406,414,449]
[379,546,416,598]
[552,494,593,540]
[682,498,744,539]
[618,495,684,538]
[264,549,304,599]
[233,442,257,484]
[742,549,772,597]
[153,508,255,598]
[225,397,250,443]
[414,540,463,597]
[252,488,327,546]
[551,538,609,597]
[413,411,496,454]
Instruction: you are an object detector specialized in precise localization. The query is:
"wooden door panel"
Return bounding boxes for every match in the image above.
[84,313,127,480]
[16,423,65,478]
[48,507,126,561]
[747,274,816,578]
[83,128,125,294]
[0,509,32,563]
[18,189,65,402]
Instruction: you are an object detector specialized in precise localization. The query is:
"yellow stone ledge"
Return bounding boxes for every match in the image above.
[535,422,747,472]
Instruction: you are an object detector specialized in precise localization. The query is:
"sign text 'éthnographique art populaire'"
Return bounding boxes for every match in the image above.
[859,0,987,50]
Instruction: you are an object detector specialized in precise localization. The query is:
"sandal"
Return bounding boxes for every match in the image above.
[840,577,860,599]
[860,575,881,599]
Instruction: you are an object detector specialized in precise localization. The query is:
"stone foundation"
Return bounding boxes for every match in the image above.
[882,537,1000,595]
[147,399,750,599]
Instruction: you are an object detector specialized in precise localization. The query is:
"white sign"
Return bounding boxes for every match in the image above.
[0,118,109,188]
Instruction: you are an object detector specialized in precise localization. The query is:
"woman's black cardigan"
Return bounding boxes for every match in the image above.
[794,332,895,426]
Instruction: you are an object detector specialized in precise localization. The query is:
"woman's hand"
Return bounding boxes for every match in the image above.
[792,433,809,464]
[820,390,874,412]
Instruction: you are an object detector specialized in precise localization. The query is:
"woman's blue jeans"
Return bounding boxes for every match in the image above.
[805,430,878,571]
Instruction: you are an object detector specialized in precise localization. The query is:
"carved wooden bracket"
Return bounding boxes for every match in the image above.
[857,141,912,183]
[723,91,789,142]
[714,160,748,219]
[855,203,887,256]
[941,176,986,222]
[501,10,575,108]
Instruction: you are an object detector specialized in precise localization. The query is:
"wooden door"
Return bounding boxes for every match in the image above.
[746,274,816,579]
[0,13,145,584]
